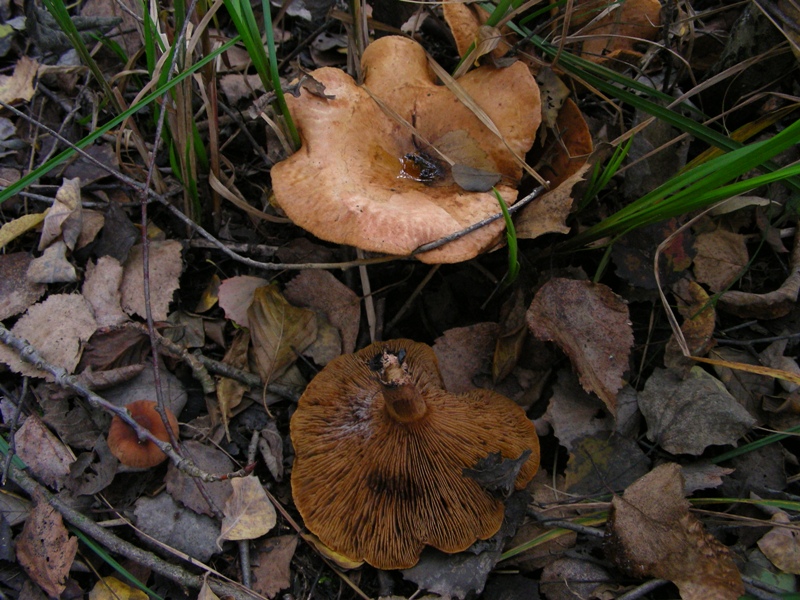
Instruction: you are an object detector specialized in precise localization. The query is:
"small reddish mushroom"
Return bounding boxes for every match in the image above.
[290,339,539,570]
[107,400,179,468]
[271,36,541,264]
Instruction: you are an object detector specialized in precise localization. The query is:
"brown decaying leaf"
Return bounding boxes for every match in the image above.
[540,557,612,600]
[166,440,234,518]
[543,369,615,452]
[526,278,632,414]
[664,279,717,371]
[606,463,744,600]
[693,229,749,293]
[283,270,361,355]
[571,0,662,63]
[216,328,250,440]
[218,476,276,546]
[758,511,800,574]
[638,367,756,455]
[0,293,97,379]
[717,231,800,319]
[134,493,220,562]
[248,285,317,383]
[252,535,299,599]
[536,67,571,130]
[120,240,183,321]
[515,163,590,240]
[17,490,78,598]
[536,98,594,189]
[218,275,269,328]
[0,253,45,319]
[432,322,500,394]
[565,433,650,496]
[15,416,72,490]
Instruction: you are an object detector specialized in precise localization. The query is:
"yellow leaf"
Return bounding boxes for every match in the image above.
[248,284,317,383]
[0,212,45,250]
[88,577,149,600]
[217,476,276,546]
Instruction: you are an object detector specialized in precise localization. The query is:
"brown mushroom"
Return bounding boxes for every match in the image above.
[107,400,179,468]
[271,36,541,264]
[290,339,539,570]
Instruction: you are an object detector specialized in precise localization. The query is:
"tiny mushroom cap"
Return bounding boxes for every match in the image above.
[107,400,179,468]
[271,36,541,264]
[290,339,540,570]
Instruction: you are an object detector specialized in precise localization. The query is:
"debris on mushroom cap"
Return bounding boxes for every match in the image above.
[271,36,541,264]
[290,339,540,570]
[107,400,179,468]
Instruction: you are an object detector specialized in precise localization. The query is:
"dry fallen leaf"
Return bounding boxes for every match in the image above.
[248,285,317,383]
[38,177,82,251]
[166,440,234,518]
[283,270,361,355]
[82,256,129,327]
[0,293,97,379]
[571,0,662,63]
[758,511,800,574]
[433,322,500,394]
[134,493,220,562]
[218,275,269,328]
[0,212,46,251]
[216,329,251,439]
[88,576,149,600]
[565,433,650,496]
[27,240,78,284]
[17,490,78,598]
[120,240,183,321]
[605,463,744,600]
[0,253,46,319]
[0,56,38,104]
[218,475,277,546]
[543,369,615,451]
[540,557,613,600]
[664,279,717,371]
[526,278,632,414]
[15,416,72,491]
[638,367,757,455]
[693,229,749,293]
[252,535,299,599]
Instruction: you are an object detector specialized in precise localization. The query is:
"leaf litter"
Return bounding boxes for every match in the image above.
[0,1,798,599]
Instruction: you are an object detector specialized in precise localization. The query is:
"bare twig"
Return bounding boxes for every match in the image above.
[6,464,261,600]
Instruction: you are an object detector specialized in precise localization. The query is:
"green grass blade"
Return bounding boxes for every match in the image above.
[562,116,800,248]
[70,528,165,600]
[493,187,520,284]
[223,0,299,148]
[0,37,240,206]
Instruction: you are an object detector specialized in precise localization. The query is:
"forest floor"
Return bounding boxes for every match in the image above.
[1,0,800,599]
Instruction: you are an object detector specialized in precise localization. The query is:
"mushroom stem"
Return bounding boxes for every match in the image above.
[377,350,427,423]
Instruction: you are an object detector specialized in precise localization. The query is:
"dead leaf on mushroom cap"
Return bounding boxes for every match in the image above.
[290,339,539,569]
[271,36,541,264]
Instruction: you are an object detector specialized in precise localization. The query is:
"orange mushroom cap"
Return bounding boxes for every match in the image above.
[107,400,179,468]
[271,36,541,264]
[290,339,540,570]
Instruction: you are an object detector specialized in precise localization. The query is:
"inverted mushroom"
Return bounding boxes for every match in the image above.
[290,339,539,570]
[271,36,541,264]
